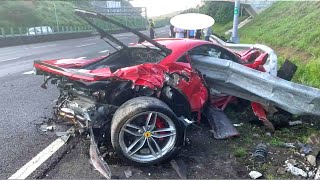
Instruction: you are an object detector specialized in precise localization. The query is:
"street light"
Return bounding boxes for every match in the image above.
[231,0,240,43]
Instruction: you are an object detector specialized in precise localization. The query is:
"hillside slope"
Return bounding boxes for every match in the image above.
[239,1,320,88]
[0,1,145,32]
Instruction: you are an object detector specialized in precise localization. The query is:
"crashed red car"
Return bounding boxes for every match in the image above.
[33,9,320,178]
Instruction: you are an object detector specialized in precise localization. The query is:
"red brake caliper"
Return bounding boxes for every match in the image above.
[155,117,165,141]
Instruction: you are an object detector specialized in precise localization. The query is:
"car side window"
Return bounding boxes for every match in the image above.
[189,45,222,58]
[177,55,189,63]
[190,44,240,62]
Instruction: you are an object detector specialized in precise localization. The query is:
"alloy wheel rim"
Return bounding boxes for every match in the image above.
[119,111,177,163]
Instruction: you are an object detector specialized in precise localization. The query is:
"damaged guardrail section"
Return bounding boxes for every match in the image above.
[191,55,320,116]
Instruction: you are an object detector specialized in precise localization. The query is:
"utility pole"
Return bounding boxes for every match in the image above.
[231,0,240,43]
[53,1,59,32]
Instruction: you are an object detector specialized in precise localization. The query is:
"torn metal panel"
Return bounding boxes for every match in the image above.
[209,35,278,76]
[191,55,320,116]
[90,128,112,179]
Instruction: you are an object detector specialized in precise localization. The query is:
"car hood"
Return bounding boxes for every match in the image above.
[74,9,172,55]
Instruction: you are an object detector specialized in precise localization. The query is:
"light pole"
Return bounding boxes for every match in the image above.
[53,1,59,32]
[231,0,240,43]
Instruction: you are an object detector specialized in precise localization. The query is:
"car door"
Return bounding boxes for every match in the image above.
[169,53,208,114]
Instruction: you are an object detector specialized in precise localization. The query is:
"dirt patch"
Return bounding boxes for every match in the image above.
[275,46,315,63]
[45,107,320,179]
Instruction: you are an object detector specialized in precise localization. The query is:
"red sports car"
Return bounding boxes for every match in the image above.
[33,9,290,177]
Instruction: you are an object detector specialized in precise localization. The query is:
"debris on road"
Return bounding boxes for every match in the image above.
[233,123,243,127]
[39,124,55,132]
[253,143,267,163]
[89,129,112,179]
[277,167,286,175]
[315,165,320,180]
[285,162,307,177]
[249,171,262,179]
[288,121,303,126]
[170,158,188,179]
[298,142,313,154]
[307,155,317,166]
[124,169,133,178]
[308,171,315,178]
[281,142,296,148]
[265,132,272,137]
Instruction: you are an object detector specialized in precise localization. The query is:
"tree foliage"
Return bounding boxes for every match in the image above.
[199,2,234,25]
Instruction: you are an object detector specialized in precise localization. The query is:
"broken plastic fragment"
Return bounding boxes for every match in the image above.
[170,158,187,179]
[89,128,112,179]
[289,121,303,126]
[124,169,132,178]
[249,171,262,179]
[285,163,307,177]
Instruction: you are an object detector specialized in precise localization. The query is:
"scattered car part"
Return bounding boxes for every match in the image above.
[307,155,317,166]
[124,169,133,178]
[286,162,308,177]
[253,143,267,163]
[297,142,313,154]
[170,158,188,179]
[277,59,298,81]
[315,165,320,179]
[281,142,296,148]
[90,128,112,179]
[249,171,262,179]
[205,106,239,139]
[289,121,303,126]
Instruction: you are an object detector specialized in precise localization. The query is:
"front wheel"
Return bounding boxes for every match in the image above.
[110,97,183,165]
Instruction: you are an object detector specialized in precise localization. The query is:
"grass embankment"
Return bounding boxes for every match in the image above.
[0,1,145,34]
[239,1,320,88]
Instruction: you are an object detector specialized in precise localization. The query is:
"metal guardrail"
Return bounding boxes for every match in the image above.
[0,23,145,38]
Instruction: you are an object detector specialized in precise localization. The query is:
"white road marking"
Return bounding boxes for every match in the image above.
[75,43,96,48]
[99,50,109,53]
[32,44,57,49]
[77,57,86,59]
[22,70,34,75]
[117,37,129,40]
[84,37,98,41]
[0,57,21,62]
[8,137,67,179]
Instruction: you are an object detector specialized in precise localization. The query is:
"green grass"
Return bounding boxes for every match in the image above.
[239,1,320,88]
[233,146,247,157]
[0,1,145,33]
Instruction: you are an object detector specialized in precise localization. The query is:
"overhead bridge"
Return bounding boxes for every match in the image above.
[216,0,274,17]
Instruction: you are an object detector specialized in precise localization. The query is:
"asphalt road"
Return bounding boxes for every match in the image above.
[0,27,169,179]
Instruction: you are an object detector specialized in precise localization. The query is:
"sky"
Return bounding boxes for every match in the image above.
[130,0,203,17]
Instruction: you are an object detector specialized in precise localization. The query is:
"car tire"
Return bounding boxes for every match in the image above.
[111,96,183,166]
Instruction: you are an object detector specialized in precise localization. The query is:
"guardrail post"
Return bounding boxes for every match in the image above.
[19,27,22,36]
[1,28,5,37]
[10,27,14,36]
